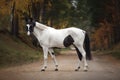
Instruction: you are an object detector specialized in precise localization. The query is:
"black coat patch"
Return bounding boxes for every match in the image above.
[73,45,82,60]
[63,35,74,47]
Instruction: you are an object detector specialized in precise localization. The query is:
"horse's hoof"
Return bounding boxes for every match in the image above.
[45,66,47,68]
[78,66,80,69]
[41,69,45,72]
[55,69,58,71]
[75,69,79,71]
[83,69,88,72]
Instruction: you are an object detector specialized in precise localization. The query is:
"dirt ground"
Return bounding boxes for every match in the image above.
[0,50,120,80]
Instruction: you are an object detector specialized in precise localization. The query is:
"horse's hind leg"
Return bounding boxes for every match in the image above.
[73,45,81,71]
[75,60,81,71]
[49,49,58,71]
[78,46,88,71]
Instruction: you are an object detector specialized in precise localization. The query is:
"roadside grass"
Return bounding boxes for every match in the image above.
[0,32,42,68]
[109,43,120,59]
[108,50,120,59]
[94,50,120,59]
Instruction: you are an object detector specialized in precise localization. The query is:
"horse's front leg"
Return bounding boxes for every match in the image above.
[49,49,58,71]
[41,47,48,71]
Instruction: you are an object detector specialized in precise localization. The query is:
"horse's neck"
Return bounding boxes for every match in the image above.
[33,27,42,40]
[35,22,48,30]
[33,22,55,40]
[33,22,49,40]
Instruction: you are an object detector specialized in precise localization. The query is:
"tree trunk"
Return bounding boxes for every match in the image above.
[41,0,49,24]
[11,1,15,35]
[10,1,19,37]
[31,0,41,21]
[14,13,19,36]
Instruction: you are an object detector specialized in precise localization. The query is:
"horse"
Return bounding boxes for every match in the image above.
[25,18,92,71]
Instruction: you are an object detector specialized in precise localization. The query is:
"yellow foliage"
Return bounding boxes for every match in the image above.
[0,0,12,15]
[92,20,113,50]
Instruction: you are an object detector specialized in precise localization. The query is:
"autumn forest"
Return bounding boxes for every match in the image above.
[0,0,120,60]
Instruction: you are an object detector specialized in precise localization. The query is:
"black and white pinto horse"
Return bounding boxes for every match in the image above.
[25,18,91,71]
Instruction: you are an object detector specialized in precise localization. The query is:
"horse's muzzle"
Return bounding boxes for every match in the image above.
[27,31,30,36]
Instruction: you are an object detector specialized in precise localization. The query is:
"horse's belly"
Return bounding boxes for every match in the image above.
[50,39,65,48]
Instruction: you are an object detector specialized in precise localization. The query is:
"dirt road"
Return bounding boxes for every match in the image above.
[0,50,120,80]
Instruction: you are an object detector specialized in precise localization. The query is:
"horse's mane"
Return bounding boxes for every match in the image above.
[36,22,49,30]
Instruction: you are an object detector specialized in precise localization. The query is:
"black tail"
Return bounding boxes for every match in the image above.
[84,33,92,60]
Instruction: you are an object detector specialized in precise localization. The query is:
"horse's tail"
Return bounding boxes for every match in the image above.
[84,32,92,60]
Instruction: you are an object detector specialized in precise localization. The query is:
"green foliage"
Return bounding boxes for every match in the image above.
[1,0,119,52]
[0,0,92,30]
[0,32,42,67]
[0,15,10,30]
[68,0,91,29]
[89,0,120,50]
[87,0,105,27]
[110,51,120,59]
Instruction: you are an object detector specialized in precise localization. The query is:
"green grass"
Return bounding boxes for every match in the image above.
[0,32,42,68]
[109,50,120,59]
[94,50,120,60]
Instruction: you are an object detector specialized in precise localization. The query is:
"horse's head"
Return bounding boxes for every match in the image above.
[25,18,36,36]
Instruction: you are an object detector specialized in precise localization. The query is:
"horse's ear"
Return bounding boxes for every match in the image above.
[24,17,28,23]
[26,17,33,23]
[24,17,31,23]
[33,19,36,23]
[29,17,33,22]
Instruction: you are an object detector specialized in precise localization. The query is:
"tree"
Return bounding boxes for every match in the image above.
[10,1,19,36]
[88,0,120,50]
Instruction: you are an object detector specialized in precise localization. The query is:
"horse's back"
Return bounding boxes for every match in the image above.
[54,27,85,41]
[66,27,85,37]
[66,27,86,44]
[68,27,85,33]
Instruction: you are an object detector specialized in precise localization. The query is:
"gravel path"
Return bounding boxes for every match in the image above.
[0,50,120,80]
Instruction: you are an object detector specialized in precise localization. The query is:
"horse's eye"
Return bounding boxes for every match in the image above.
[30,26,33,32]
